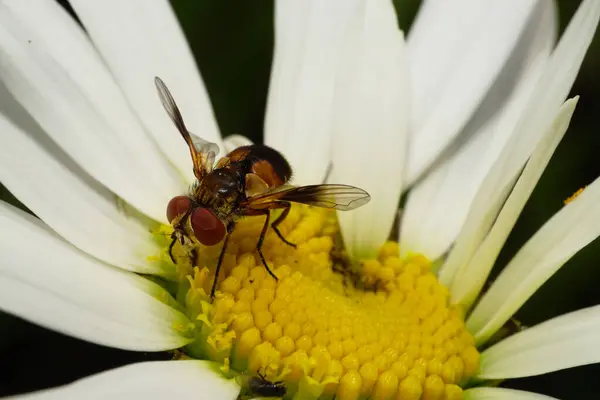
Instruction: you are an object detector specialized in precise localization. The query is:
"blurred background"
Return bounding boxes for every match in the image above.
[1,0,599,398]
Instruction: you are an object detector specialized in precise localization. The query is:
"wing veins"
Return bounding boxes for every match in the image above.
[245,184,370,211]
[154,76,207,179]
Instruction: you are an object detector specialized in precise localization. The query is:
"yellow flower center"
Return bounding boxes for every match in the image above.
[153,205,479,400]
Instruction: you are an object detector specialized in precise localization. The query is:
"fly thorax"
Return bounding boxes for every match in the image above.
[196,171,242,210]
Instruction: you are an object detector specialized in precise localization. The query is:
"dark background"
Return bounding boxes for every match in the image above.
[1,0,599,398]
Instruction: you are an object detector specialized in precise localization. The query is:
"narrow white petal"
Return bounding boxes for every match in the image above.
[440,0,600,286]
[329,0,408,258]
[223,134,253,154]
[464,387,559,400]
[0,94,168,275]
[0,2,184,222]
[5,360,239,400]
[406,0,541,183]
[452,98,577,308]
[0,202,191,351]
[467,175,600,345]
[265,0,362,185]
[69,0,222,181]
[401,1,554,260]
[478,305,600,380]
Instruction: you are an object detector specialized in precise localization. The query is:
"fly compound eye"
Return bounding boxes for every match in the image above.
[190,208,226,246]
[166,196,192,223]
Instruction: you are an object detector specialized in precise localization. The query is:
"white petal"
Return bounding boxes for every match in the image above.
[464,387,559,400]
[329,0,408,258]
[478,305,600,380]
[223,134,253,154]
[265,0,362,185]
[0,91,168,275]
[439,0,600,287]
[5,360,239,400]
[400,1,554,260]
[69,0,222,181]
[0,1,184,222]
[0,201,191,351]
[406,0,541,183]
[451,98,577,308]
[467,175,600,345]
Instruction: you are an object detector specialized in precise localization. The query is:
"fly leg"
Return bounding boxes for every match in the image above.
[271,201,296,248]
[169,210,193,264]
[257,369,266,380]
[211,221,236,300]
[168,233,177,263]
[169,229,197,266]
[256,210,278,281]
[168,230,187,263]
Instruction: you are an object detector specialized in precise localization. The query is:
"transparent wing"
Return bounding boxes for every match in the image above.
[245,184,371,211]
[189,131,219,173]
[154,76,219,177]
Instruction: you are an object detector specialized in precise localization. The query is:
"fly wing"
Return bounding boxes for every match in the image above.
[245,184,371,211]
[189,131,219,173]
[155,76,219,177]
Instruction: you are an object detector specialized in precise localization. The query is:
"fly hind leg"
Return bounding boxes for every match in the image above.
[271,201,296,248]
[256,210,278,281]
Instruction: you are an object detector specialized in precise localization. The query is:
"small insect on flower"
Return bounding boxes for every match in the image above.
[155,77,371,299]
[237,371,286,400]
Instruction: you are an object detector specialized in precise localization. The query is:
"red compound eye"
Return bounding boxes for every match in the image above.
[190,208,226,246]
[166,196,191,223]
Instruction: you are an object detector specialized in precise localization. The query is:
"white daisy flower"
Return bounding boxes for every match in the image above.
[1,0,599,399]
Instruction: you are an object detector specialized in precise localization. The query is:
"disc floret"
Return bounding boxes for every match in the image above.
[153,205,479,399]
